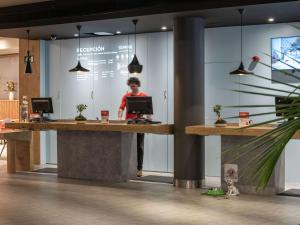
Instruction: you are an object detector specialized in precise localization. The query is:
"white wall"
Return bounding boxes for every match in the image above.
[205,22,300,184]
[0,38,18,55]
[0,54,19,100]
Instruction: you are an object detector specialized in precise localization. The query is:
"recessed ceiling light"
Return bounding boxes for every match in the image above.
[268,17,275,22]
[93,32,114,36]
[161,26,167,31]
[116,31,122,34]
[74,33,79,37]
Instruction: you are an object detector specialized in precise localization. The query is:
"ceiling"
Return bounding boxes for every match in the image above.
[0,1,299,40]
[0,0,49,7]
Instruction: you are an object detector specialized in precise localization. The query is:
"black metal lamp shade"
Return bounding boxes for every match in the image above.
[25,30,33,74]
[69,25,90,73]
[128,54,143,74]
[25,50,32,74]
[230,61,253,75]
[69,61,90,72]
[25,60,32,74]
[230,8,253,76]
[128,19,143,74]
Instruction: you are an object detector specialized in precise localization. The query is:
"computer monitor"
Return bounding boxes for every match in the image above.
[275,96,297,117]
[31,98,54,114]
[126,96,153,116]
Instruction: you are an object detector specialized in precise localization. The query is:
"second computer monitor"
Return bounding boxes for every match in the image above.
[31,98,54,114]
[126,96,153,115]
[275,96,298,117]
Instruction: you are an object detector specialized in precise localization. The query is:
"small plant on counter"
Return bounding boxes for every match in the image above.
[75,104,87,121]
[213,105,227,127]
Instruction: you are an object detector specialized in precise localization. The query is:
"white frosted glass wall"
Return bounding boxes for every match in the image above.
[45,32,174,172]
[205,22,300,184]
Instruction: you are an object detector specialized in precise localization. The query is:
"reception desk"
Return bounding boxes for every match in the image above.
[0,129,33,173]
[186,124,300,139]
[6,121,174,182]
[186,125,285,195]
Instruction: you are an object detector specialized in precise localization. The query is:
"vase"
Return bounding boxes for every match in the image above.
[8,91,15,100]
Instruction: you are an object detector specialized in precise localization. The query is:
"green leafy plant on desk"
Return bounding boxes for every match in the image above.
[223,35,300,190]
[213,105,227,127]
[75,104,87,122]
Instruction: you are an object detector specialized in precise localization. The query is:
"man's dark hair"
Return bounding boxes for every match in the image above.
[127,77,141,87]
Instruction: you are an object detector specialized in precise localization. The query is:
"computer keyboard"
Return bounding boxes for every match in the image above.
[127,118,161,125]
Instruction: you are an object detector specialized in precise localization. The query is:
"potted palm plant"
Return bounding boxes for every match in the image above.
[75,104,87,123]
[224,48,300,190]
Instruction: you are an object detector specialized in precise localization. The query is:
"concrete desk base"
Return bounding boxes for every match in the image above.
[5,121,173,182]
[57,131,137,182]
[221,135,284,195]
[186,125,285,195]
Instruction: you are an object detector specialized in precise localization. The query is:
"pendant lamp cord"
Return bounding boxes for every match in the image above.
[238,9,244,112]
[77,25,81,60]
[239,8,244,62]
[133,19,138,55]
[26,30,30,55]
[135,22,136,54]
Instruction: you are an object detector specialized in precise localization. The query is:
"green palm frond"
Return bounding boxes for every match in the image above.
[222,50,300,190]
[231,89,284,98]
[224,103,300,108]
[234,82,300,95]
[251,73,300,89]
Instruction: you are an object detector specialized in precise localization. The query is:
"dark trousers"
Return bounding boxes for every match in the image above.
[137,133,145,170]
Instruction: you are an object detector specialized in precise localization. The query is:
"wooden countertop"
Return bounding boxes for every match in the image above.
[0,129,31,140]
[5,121,174,135]
[185,125,300,139]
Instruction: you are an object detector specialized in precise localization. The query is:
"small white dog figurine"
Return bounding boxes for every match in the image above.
[225,178,240,196]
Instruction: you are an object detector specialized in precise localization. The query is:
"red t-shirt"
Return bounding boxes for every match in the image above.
[119,91,147,120]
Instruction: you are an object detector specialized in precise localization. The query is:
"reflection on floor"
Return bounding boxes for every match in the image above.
[286,182,300,190]
[0,165,300,225]
[0,143,6,159]
[32,164,221,186]
[33,164,175,184]
[281,182,300,197]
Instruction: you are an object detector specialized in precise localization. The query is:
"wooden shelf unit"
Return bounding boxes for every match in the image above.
[0,100,19,121]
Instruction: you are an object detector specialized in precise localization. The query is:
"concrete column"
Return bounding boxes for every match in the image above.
[174,17,205,188]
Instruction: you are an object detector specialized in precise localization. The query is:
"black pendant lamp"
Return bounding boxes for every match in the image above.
[128,19,143,74]
[69,25,90,72]
[230,8,253,75]
[25,30,32,74]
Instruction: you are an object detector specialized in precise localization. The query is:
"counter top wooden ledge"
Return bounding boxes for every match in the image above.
[186,125,300,139]
[5,121,174,135]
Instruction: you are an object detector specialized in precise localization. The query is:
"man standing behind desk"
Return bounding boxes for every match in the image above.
[118,77,148,177]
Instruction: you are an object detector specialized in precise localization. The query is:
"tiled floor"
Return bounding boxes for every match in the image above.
[0,160,300,225]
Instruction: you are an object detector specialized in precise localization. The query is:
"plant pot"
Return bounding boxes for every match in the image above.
[215,118,227,127]
[75,113,87,123]
[8,91,15,100]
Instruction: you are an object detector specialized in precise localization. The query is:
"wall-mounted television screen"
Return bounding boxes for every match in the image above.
[271,36,300,83]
